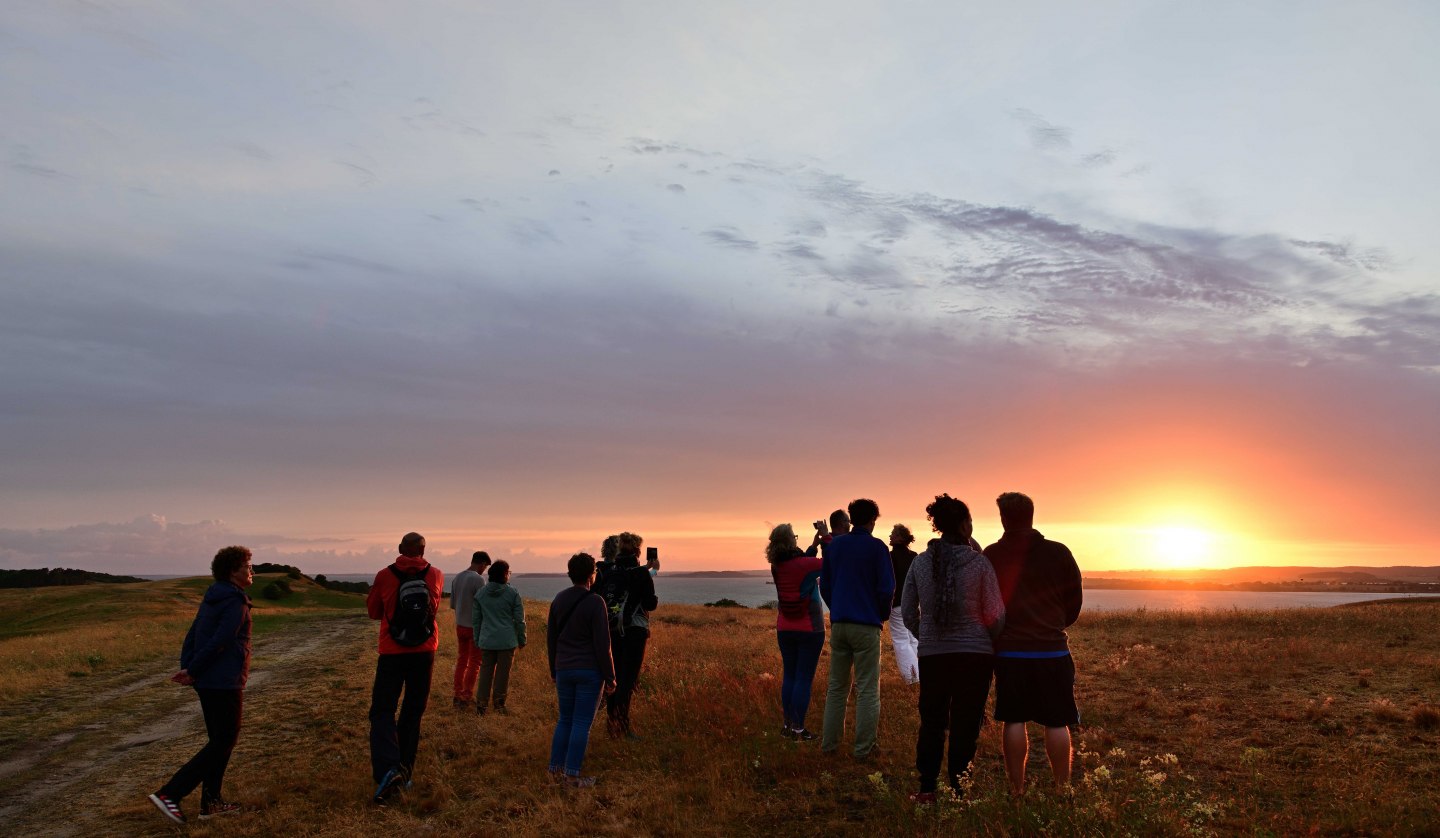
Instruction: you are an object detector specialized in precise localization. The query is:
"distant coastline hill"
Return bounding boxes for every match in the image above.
[1084,565,1440,593]
[0,568,147,588]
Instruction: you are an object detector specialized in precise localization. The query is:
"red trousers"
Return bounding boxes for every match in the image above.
[453,626,481,701]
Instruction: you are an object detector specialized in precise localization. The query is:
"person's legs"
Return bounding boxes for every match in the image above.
[944,653,993,790]
[888,610,919,685]
[914,654,953,793]
[613,631,648,734]
[851,624,883,757]
[777,631,801,728]
[1003,722,1029,794]
[492,648,516,709]
[549,671,579,772]
[821,624,856,752]
[605,632,624,724]
[792,631,825,731]
[1044,726,1072,787]
[368,655,406,783]
[453,626,479,702]
[197,689,243,807]
[158,688,243,804]
[563,670,603,776]
[395,652,434,778]
[476,649,498,710]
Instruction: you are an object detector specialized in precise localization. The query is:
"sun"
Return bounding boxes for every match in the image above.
[1147,526,1216,569]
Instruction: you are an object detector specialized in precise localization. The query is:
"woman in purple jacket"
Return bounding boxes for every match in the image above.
[148,546,254,825]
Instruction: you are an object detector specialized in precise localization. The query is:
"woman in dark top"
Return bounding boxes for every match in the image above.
[768,522,825,740]
[148,546,254,825]
[600,532,658,740]
[547,552,616,788]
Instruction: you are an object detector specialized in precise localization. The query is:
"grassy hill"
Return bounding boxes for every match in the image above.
[0,574,364,704]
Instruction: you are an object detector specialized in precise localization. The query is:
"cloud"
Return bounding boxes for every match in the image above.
[702,227,758,250]
[1012,108,1072,151]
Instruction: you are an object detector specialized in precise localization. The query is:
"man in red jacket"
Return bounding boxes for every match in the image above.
[366,532,443,804]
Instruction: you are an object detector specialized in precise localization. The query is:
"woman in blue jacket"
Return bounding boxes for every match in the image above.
[148,546,254,825]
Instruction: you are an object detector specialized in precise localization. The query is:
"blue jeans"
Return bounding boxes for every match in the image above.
[777,630,824,729]
[550,669,603,776]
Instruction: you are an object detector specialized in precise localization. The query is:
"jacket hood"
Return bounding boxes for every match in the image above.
[393,554,431,573]
[483,581,510,596]
[927,538,983,566]
[203,581,249,605]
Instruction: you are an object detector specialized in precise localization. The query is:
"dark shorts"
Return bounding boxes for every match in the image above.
[993,654,1079,727]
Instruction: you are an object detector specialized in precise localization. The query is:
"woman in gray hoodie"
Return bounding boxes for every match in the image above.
[901,494,1005,802]
[472,560,527,713]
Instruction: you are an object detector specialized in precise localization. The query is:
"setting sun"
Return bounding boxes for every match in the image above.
[1147,526,1217,569]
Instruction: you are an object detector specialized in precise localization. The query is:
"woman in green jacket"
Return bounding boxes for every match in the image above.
[473,560,526,713]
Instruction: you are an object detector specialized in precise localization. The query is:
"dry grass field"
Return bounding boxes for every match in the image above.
[1,579,1437,836]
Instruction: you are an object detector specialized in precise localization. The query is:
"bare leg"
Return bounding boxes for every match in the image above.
[1002,722,1028,795]
[1043,725,1072,788]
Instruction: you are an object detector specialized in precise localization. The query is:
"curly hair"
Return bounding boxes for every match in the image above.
[487,559,510,583]
[600,535,620,563]
[210,545,252,582]
[766,523,799,564]
[925,494,972,537]
[847,498,880,528]
[616,532,644,558]
[890,523,915,547]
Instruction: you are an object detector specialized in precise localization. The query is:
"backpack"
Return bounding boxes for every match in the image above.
[597,567,631,638]
[387,564,436,647]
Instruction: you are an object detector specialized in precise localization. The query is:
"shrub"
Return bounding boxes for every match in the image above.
[261,581,292,600]
[704,598,746,608]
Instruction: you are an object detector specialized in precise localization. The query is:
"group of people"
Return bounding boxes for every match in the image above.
[768,492,1082,803]
[146,490,1078,824]
[147,529,660,823]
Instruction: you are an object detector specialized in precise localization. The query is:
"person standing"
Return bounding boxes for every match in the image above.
[473,560,526,714]
[767,522,826,740]
[888,524,920,686]
[147,546,254,825]
[983,492,1083,795]
[819,498,895,759]
[449,551,492,708]
[547,553,616,788]
[902,495,1005,802]
[600,532,658,739]
[367,532,443,804]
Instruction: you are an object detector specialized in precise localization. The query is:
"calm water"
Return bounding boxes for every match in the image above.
[323,574,1432,611]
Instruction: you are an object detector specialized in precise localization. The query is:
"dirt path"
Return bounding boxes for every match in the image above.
[0,612,371,836]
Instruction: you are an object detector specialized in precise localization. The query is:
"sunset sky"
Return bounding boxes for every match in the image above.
[2,1,1438,576]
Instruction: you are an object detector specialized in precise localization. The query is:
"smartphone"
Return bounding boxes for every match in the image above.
[646,546,658,564]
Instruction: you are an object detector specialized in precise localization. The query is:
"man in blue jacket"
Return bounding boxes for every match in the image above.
[148,545,254,825]
[820,498,895,759]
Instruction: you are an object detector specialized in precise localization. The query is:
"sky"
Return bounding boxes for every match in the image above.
[2,1,1438,576]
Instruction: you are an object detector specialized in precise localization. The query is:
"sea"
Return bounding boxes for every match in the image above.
[314,573,1434,612]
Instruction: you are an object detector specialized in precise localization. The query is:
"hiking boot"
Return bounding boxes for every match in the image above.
[148,793,185,825]
[452,697,466,709]
[494,705,509,715]
[780,725,797,739]
[475,704,487,716]
[564,775,597,789]
[855,744,882,762]
[199,800,242,819]
[546,766,564,784]
[793,727,818,741]
[373,768,405,805]
[909,791,937,805]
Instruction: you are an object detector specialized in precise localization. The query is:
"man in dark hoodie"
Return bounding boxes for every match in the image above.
[148,545,254,825]
[983,492,1083,794]
[366,532,444,804]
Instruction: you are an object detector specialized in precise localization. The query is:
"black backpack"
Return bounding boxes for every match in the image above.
[387,564,436,647]
[598,567,631,637]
